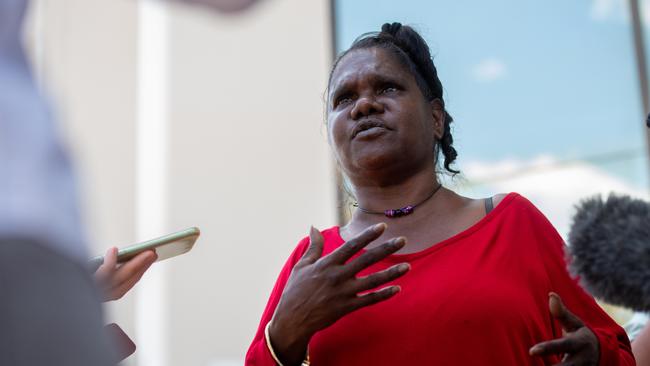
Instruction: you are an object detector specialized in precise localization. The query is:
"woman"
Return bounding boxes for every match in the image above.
[246,23,634,365]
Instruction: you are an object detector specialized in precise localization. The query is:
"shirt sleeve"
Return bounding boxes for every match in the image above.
[245,237,310,366]
[0,21,88,264]
[523,197,635,366]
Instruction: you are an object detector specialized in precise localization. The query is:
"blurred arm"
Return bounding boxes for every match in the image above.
[633,323,650,366]
[168,0,258,13]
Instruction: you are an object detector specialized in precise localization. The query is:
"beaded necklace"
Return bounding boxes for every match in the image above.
[353,184,443,218]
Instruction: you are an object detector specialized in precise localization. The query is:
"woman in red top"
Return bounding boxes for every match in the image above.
[246,23,634,365]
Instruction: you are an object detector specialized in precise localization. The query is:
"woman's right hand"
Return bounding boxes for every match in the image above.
[269,223,410,365]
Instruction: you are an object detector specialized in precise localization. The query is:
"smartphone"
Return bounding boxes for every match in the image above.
[89,227,200,271]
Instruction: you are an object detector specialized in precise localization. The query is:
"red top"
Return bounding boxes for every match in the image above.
[246,193,634,365]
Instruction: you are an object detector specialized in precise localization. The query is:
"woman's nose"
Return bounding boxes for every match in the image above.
[350,96,384,120]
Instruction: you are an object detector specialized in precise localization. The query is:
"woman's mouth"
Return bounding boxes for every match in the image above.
[352,119,391,140]
[354,126,387,140]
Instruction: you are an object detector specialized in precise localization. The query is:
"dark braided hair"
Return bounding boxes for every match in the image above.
[328,22,459,175]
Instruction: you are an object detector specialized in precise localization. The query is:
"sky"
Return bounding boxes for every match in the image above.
[334,0,650,235]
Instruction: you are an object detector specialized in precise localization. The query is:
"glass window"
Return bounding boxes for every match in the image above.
[334,0,649,237]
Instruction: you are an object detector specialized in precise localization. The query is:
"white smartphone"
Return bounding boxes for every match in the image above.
[89,227,200,271]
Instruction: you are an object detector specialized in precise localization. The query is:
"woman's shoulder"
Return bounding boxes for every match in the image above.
[504,193,548,216]
[491,192,538,212]
[479,192,520,215]
[491,193,509,207]
[480,192,554,228]
[493,192,560,233]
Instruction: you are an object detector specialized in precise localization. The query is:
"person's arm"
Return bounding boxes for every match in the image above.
[245,236,310,366]
[633,322,650,366]
[524,199,635,365]
[93,247,157,362]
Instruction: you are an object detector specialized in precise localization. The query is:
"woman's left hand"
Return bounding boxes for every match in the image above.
[530,292,600,365]
[94,247,157,302]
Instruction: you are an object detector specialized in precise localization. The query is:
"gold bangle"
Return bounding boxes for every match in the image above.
[264,321,310,366]
[264,321,285,366]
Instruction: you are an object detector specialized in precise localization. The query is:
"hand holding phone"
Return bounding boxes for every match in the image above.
[95,247,157,301]
[91,227,200,301]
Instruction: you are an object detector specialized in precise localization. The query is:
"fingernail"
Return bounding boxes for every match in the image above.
[548,292,563,307]
[393,237,407,246]
[529,345,540,355]
[392,285,401,294]
[373,223,386,232]
[397,263,410,272]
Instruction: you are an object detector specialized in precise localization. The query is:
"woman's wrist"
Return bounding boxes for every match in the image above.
[267,318,311,366]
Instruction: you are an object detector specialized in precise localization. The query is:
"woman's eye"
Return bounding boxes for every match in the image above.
[380,85,398,94]
[336,96,353,107]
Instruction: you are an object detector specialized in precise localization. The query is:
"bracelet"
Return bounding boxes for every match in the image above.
[264,321,310,366]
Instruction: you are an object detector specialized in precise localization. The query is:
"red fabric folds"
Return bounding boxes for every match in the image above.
[246,193,634,365]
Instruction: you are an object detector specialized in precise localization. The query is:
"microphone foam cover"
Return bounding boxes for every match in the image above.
[568,194,650,311]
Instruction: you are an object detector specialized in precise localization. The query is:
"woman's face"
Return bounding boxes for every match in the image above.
[327,47,444,184]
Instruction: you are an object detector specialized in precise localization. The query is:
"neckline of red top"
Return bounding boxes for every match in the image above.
[334,192,520,263]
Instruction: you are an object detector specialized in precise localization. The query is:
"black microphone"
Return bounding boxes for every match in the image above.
[568,193,650,311]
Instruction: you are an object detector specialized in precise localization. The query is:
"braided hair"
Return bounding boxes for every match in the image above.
[328,22,459,175]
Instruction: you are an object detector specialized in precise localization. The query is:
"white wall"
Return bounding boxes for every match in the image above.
[27,0,335,364]
[165,1,335,364]
[27,0,140,354]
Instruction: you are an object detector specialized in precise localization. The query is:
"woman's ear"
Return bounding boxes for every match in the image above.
[430,99,445,140]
